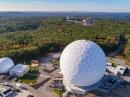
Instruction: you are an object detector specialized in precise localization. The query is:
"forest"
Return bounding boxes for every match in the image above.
[0,16,130,63]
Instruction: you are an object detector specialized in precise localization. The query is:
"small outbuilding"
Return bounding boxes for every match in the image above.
[9,64,29,77]
[31,60,39,67]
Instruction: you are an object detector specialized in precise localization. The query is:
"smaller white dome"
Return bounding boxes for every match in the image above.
[0,57,14,74]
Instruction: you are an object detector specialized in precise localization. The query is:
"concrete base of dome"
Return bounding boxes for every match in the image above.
[64,80,101,95]
[63,74,124,96]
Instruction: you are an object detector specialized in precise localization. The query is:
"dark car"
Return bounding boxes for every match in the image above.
[27,95,34,97]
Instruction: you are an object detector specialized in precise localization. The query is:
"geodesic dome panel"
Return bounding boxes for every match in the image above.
[60,40,106,86]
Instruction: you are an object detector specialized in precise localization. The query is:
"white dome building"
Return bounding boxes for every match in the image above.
[60,40,106,93]
[0,57,14,74]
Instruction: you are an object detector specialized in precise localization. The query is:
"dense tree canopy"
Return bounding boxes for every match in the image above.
[0,16,130,63]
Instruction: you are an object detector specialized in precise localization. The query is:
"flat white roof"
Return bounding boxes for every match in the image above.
[106,64,126,75]
[107,62,112,66]
[0,84,11,92]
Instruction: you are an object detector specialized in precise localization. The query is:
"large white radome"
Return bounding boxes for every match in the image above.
[0,57,14,74]
[60,40,106,87]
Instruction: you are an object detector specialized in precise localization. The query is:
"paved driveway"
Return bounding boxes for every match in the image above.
[37,79,57,97]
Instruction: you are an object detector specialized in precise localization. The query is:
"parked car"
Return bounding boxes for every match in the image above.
[27,94,34,97]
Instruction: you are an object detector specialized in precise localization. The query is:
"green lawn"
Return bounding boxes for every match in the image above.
[53,89,64,97]
[19,74,38,84]
[19,66,39,85]
[52,59,59,65]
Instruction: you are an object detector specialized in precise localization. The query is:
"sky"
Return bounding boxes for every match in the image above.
[0,0,130,12]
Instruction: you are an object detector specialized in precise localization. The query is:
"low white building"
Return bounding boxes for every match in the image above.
[106,62,126,75]
[116,66,126,75]
[106,62,112,66]
[106,62,115,74]
[9,64,29,77]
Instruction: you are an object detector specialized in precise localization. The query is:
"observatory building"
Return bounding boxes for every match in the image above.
[0,57,14,74]
[60,40,106,96]
[82,18,95,26]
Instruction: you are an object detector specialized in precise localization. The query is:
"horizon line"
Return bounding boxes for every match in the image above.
[0,11,130,13]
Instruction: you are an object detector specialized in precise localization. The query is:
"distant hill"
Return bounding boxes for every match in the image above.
[0,12,130,20]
